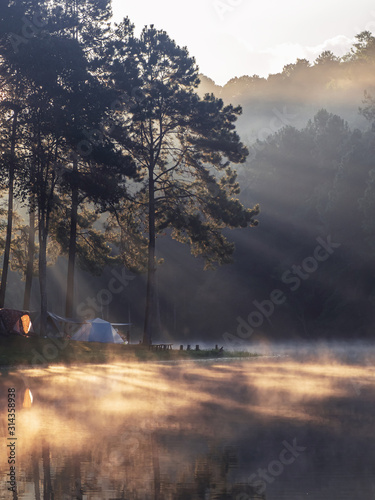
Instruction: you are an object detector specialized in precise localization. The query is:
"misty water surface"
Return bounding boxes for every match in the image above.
[1,342,375,499]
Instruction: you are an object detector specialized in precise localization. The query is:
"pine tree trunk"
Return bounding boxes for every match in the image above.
[155,271,162,335]
[36,139,55,335]
[65,156,78,319]
[23,204,36,310]
[0,109,18,308]
[38,222,48,337]
[143,167,156,344]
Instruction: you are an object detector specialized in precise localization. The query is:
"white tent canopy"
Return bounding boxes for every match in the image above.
[72,318,124,344]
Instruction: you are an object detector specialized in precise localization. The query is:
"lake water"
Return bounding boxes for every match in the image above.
[1,342,375,499]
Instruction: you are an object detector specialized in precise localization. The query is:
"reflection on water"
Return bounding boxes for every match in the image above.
[1,344,375,499]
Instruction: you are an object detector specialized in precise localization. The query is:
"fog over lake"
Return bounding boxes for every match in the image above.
[1,341,374,499]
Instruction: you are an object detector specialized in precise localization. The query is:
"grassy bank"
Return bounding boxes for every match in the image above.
[0,335,258,367]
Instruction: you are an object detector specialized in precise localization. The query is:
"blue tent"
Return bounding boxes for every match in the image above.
[72,318,124,344]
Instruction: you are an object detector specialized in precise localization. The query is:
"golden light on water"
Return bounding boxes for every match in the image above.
[13,357,375,441]
[2,353,375,499]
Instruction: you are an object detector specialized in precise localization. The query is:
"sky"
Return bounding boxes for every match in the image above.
[111,0,375,86]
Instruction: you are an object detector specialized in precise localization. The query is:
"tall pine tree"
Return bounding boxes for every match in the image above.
[110,22,259,343]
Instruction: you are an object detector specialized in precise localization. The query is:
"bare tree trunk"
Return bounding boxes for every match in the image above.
[173,300,177,336]
[36,142,56,336]
[143,166,156,345]
[38,222,48,337]
[23,203,36,310]
[0,108,18,307]
[155,275,162,337]
[65,155,78,319]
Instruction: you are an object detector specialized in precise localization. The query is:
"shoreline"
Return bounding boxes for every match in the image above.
[0,335,260,369]
[0,355,271,371]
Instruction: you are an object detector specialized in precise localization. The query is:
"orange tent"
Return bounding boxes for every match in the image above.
[0,309,34,336]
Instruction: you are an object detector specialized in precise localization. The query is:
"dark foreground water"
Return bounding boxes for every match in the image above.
[1,342,375,499]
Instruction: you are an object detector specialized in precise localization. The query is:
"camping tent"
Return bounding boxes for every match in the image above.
[71,318,124,344]
[30,311,83,337]
[0,309,34,337]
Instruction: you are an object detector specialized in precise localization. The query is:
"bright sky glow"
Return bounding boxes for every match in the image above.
[111,0,375,85]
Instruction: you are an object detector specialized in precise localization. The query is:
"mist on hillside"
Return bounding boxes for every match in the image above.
[2,22,375,345]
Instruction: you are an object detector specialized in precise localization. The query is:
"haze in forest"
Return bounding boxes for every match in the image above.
[1,1,375,345]
[111,0,375,85]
